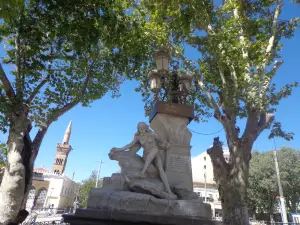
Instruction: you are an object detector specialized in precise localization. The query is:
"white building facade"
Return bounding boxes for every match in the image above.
[25,121,79,212]
[192,148,230,219]
[26,169,80,211]
[37,169,79,209]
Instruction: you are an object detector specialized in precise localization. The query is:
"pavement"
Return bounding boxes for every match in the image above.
[23,213,63,224]
[35,215,63,222]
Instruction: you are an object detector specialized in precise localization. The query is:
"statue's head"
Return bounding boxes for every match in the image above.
[137,122,149,134]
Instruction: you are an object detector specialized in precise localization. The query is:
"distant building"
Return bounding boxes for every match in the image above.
[25,121,80,211]
[192,148,230,219]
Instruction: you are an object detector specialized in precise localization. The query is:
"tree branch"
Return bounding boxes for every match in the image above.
[31,126,49,162]
[207,137,229,182]
[0,63,16,99]
[265,0,283,56]
[47,69,91,123]
[257,112,275,136]
[243,109,274,142]
[229,64,238,90]
[218,62,227,88]
[197,79,222,120]
[26,75,48,103]
[242,108,259,142]
[15,23,23,100]
[26,45,54,103]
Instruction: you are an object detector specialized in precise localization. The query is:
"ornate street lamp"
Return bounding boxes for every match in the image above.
[179,74,192,104]
[155,49,169,74]
[148,70,161,100]
[150,49,192,105]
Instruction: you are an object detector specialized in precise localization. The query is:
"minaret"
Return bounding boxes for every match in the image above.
[52,121,72,175]
[63,121,72,144]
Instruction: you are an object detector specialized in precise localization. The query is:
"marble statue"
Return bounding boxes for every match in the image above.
[64,110,213,225]
[111,122,175,197]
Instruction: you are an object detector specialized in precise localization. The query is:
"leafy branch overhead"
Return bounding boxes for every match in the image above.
[138,0,299,142]
[0,0,159,131]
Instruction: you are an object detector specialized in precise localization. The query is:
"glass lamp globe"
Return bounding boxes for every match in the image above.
[148,70,161,92]
[179,74,193,92]
[155,49,169,74]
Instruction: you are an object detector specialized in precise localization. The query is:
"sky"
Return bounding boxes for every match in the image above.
[0,3,300,182]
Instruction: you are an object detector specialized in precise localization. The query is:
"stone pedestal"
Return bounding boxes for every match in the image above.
[63,210,224,225]
[150,101,194,191]
[63,191,216,225]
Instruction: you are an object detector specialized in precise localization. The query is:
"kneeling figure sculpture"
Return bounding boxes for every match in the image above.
[110,122,176,199]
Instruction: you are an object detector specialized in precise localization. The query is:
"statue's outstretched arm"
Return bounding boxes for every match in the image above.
[112,136,138,152]
[129,143,141,154]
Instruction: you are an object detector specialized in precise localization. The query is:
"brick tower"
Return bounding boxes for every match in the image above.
[52,121,72,174]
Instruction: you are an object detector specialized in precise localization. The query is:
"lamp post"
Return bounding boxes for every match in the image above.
[95,159,103,188]
[273,149,288,223]
[148,49,192,104]
[148,49,195,193]
[204,172,207,203]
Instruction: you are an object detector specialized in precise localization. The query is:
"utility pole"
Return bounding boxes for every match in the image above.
[273,148,288,223]
[204,172,207,203]
[95,158,103,188]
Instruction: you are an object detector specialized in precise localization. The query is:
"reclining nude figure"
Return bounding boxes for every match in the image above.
[111,122,174,196]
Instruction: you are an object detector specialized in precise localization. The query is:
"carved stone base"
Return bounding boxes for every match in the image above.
[63,209,224,225]
[63,210,224,225]
[86,191,212,220]
[65,190,215,225]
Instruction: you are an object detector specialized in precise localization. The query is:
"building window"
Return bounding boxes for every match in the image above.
[204,156,206,161]
[35,188,47,209]
[25,187,36,211]
[204,165,206,169]
[27,187,36,199]
[56,158,64,165]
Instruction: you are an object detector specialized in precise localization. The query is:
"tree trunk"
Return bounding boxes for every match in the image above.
[20,129,33,210]
[219,180,249,225]
[208,137,252,225]
[0,105,30,224]
[20,126,48,210]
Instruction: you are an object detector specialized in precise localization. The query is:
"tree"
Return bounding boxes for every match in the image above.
[248,151,279,220]
[248,147,300,219]
[139,0,299,224]
[78,171,102,208]
[278,147,300,212]
[0,0,157,223]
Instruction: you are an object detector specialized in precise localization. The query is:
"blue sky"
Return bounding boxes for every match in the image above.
[1,3,300,182]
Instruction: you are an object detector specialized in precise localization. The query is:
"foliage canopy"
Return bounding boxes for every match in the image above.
[137,0,299,144]
[248,147,300,214]
[0,0,159,133]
